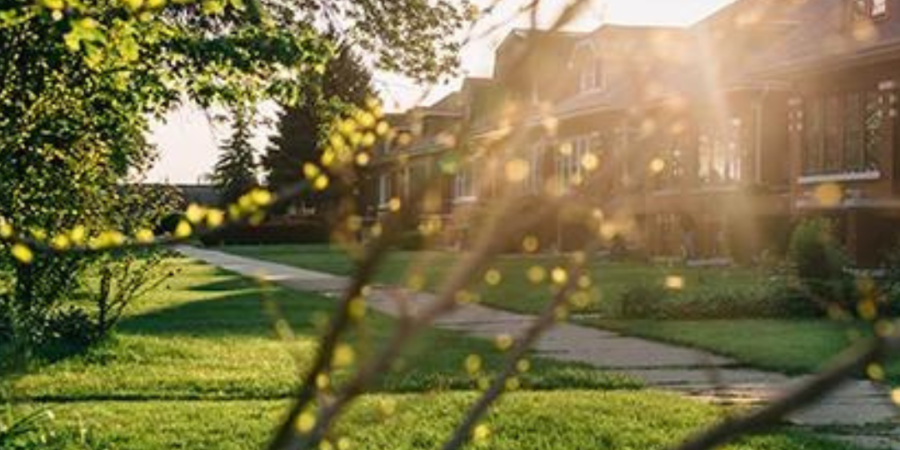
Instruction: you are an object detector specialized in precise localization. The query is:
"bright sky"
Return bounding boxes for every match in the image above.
[146,0,737,184]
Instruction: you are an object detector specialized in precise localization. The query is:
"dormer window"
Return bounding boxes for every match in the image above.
[579,59,605,93]
[853,0,888,19]
[873,0,887,17]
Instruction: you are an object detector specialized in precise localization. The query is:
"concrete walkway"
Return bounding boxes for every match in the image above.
[178,246,898,443]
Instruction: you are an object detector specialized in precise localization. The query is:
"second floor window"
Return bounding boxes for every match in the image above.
[853,0,887,19]
[579,59,605,93]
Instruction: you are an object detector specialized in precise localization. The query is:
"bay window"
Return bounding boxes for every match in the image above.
[698,118,743,185]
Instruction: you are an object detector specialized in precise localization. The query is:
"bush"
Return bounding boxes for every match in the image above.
[660,282,818,319]
[617,285,667,319]
[42,308,96,357]
[612,278,819,320]
[394,231,426,251]
[787,218,855,309]
[200,218,329,246]
[878,245,900,315]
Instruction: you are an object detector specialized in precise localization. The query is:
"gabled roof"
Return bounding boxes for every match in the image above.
[495,28,588,54]
[749,0,900,76]
[554,25,691,117]
[555,0,810,115]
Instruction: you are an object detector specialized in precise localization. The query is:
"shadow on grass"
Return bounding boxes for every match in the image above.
[120,281,333,338]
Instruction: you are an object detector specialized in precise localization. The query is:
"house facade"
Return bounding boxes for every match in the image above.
[362,0,900,266]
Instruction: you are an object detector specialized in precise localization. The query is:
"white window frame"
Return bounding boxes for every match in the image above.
[872,0,887,17]
[453,166,477,203]
[579,58,605,94]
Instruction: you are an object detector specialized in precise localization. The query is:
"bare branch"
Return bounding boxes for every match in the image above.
[671,333,899,450]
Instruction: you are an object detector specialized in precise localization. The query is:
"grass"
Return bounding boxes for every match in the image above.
[1,256,872,449]
[222,244,762,315]
[5,259,632,402]
[591,319,883,375]
[12,393,863,450]
[222,245,889,379]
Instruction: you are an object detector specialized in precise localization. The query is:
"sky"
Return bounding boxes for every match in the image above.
[146,0,737,184]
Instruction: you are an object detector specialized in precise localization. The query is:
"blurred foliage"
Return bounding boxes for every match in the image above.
[614,281,817,320]
[0,186,179,357]
[0,0,471,357]
[788,218,856,309]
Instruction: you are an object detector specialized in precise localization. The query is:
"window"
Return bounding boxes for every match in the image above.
[824,95,842,172]
[843,92,864,170]
[804,98,825,174]
[698,118,743,185]
[454,165,476,201]
[579,59,605,93]
[802,90,883,175]
[852,0,888,19]
[864,91,884,170]
[556,136,594,190]
[853,0,869,19]
[528,142,544,194]
[655,137,685,190]
[378,174,392,207]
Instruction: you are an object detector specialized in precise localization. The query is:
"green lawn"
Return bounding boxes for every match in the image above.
[223,244,763,315]
[222,245,885,379]
[1,257,870,449]
[5,259,632,403]
[593,319,877,375]
[11,394,861,450]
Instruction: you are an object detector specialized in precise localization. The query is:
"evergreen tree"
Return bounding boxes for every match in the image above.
[263,41,373,214]
[213,108,258,205]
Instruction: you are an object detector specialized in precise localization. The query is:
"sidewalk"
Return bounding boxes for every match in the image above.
[177,246,898,444]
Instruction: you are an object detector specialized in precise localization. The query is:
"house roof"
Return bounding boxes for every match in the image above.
[553,25,691,117]
[749,0,900,76]
[555,0,811,116]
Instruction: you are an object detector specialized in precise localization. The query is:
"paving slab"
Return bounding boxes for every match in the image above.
[177,246,899,430]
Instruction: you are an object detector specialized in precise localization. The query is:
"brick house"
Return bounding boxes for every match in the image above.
[361,0,900,266]
[761,0,900,265]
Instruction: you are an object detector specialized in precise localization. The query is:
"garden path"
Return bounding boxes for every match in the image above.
[178,246,900,447]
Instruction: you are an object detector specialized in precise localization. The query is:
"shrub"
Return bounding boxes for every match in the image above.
[617,284,667,319]
[200,218,329,246]
[660,282,818,319]
[86,249,173,341]
[612,277,819,320]
[787,218,855,309]
[878,245,900,315]
[395,231,426,251]
[42,308,96,357]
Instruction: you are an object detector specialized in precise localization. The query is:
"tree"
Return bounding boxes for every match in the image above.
[263,41,373,215]
[214,108,259,205]
[0,0,472,355]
